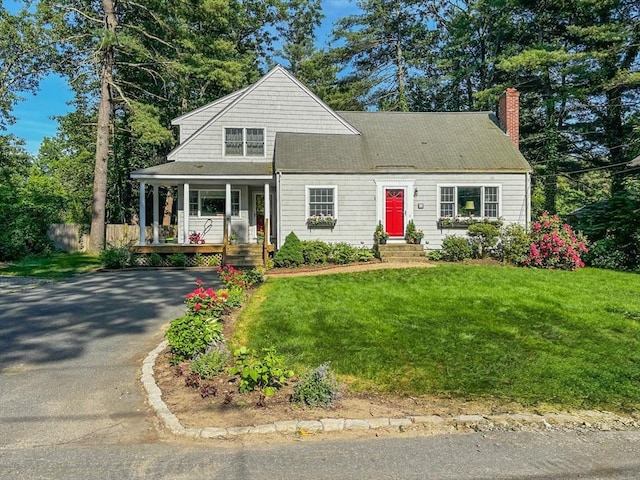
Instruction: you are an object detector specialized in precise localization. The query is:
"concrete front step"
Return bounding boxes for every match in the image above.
[381,256,431,263]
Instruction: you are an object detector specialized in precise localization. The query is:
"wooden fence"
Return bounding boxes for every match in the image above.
[48,224,178,252]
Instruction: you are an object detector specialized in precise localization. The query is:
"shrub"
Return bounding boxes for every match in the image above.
[427,250,443,261]
[167,252,187,267]
[301,240,331,265]
[229,346,294,397]
[440,235,472,261]
[328,242,358,264]
[584,238,630,271]
[291,362,341,408]
[524,212,589,270]
[274,232,303,267]
[498,224,530,265]
[222,286,245,309]
[165,315,223,362]
[356,247,375,262]
[217,265,264,289]
[99,244,131,269]
[150,252,162,267]
[242,266,265,286]
[190,348,229,380]
[404,220,424,244]
[185,280,230,318]
[467,222,499,258]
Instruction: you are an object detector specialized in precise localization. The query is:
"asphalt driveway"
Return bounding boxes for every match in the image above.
[0,269,213,448]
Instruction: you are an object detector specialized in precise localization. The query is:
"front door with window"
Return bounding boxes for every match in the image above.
[385,188,405,237]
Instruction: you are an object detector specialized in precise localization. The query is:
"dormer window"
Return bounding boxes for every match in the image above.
[225,127,265,157]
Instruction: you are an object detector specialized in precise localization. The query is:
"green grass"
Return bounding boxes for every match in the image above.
[234,265,640,412]
[0,252,102,279]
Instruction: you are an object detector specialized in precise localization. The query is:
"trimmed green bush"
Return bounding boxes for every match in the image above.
[329,242,358,264]
[167,252,187,267]
[498,224,530,265]
[274,232,304,267]
[468,222,499,258]
[99,244,131,269]
[441,235,472,261]
[301,240,332,265]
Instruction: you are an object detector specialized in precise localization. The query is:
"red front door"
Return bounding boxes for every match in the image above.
[385,189,404,237]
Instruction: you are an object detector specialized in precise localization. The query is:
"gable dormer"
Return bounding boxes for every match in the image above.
[167,65,359,162]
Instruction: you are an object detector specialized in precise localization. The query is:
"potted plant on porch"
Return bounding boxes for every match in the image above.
[373,221,389,244]
[405,220,424,244]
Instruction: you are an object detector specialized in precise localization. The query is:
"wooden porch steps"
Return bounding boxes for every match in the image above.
[225,244,265,268]
[376,243,429,263]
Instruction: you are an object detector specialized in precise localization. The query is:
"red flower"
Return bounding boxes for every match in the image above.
[194,303,201,311]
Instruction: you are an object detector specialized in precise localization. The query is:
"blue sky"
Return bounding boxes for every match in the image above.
[6,0,359,155]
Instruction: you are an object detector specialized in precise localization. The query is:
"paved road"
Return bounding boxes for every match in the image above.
[1,270,640,479]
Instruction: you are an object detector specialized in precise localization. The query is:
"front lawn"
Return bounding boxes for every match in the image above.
[0,252,102,279]
[233,265,640,412]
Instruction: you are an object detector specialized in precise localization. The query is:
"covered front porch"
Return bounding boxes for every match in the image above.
[130,162,276,267]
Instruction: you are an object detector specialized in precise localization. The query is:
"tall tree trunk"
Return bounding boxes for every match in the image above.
[88,0,117,253]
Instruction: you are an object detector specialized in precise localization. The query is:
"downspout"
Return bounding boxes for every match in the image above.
[525,172,531,230]
[276,170,282,249]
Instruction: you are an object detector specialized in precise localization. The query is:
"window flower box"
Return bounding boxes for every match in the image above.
[306,215,337,228]
[438,217,504,229]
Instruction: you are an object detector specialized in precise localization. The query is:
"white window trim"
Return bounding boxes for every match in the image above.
[189,189,241,217]
[436,184,502,219]
[305,185,338,219]
[222,126,267,158]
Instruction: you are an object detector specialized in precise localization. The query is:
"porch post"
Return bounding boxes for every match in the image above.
[225,183,232,239]
[139,181,146,246]
[264,183,270,241]
[152,184,159,244]
[183,183,190,245]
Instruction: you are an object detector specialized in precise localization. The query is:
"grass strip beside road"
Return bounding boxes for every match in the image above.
[0,252,101,279]
[233,265,640,412]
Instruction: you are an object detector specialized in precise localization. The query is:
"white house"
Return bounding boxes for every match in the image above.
[131,65,531,259]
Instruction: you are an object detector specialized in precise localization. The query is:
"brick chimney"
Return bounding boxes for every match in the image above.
[498,88,520,149]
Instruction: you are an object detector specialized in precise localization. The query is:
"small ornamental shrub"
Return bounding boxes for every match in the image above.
[441,235,473,261]
[99,244,131,269]
[185,280,230,318]
[498,224,530,265]
[190,349,229,380]
[229,346,294,397]
[585,238,630,271]
[328,242,358,264]
[404,220,424,244]
[165,315,223,362]
[356,247,375,262]
[524,212,589,270]
[274,232,304,267]
[467,222,499,258]
[222,286,245,309]
[291,362,341,408]
[242,266,265,286]
[167,252,187,267]
[150,252,162,267]
[427,250,443,261]
[301,240,331,265]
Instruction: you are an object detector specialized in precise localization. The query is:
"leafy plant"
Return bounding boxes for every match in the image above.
[99,243,131,268]
[427,250,443,261]
[229,346,294,397]
[328,242,358,264]
[524,212,588,270]
[301,240,331,265]
[373,221,389,243]
[191,349,229,380]
[440,235,472,261]
[356,247,374,262]
[150,252,162,266]
[467,222,499,258]
[217,264,263,289]
[185,280,230,318]
[291,362,341,408]
[498,223,530,265]
[404,220,424,244]
[167,252,187,267]
[274,231,304,267]
[222,286,245,309]
[165,315,223,362]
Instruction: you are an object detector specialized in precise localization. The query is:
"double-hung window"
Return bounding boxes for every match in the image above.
[307,186,337,217]
[439,186,500,218]
[224,127,265,157]
[189,190,240,217]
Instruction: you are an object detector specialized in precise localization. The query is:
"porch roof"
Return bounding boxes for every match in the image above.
[131,161,273,182]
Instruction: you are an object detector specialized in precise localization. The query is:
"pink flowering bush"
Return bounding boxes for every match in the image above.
[523,212,589,270]
[185,279,230,318]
